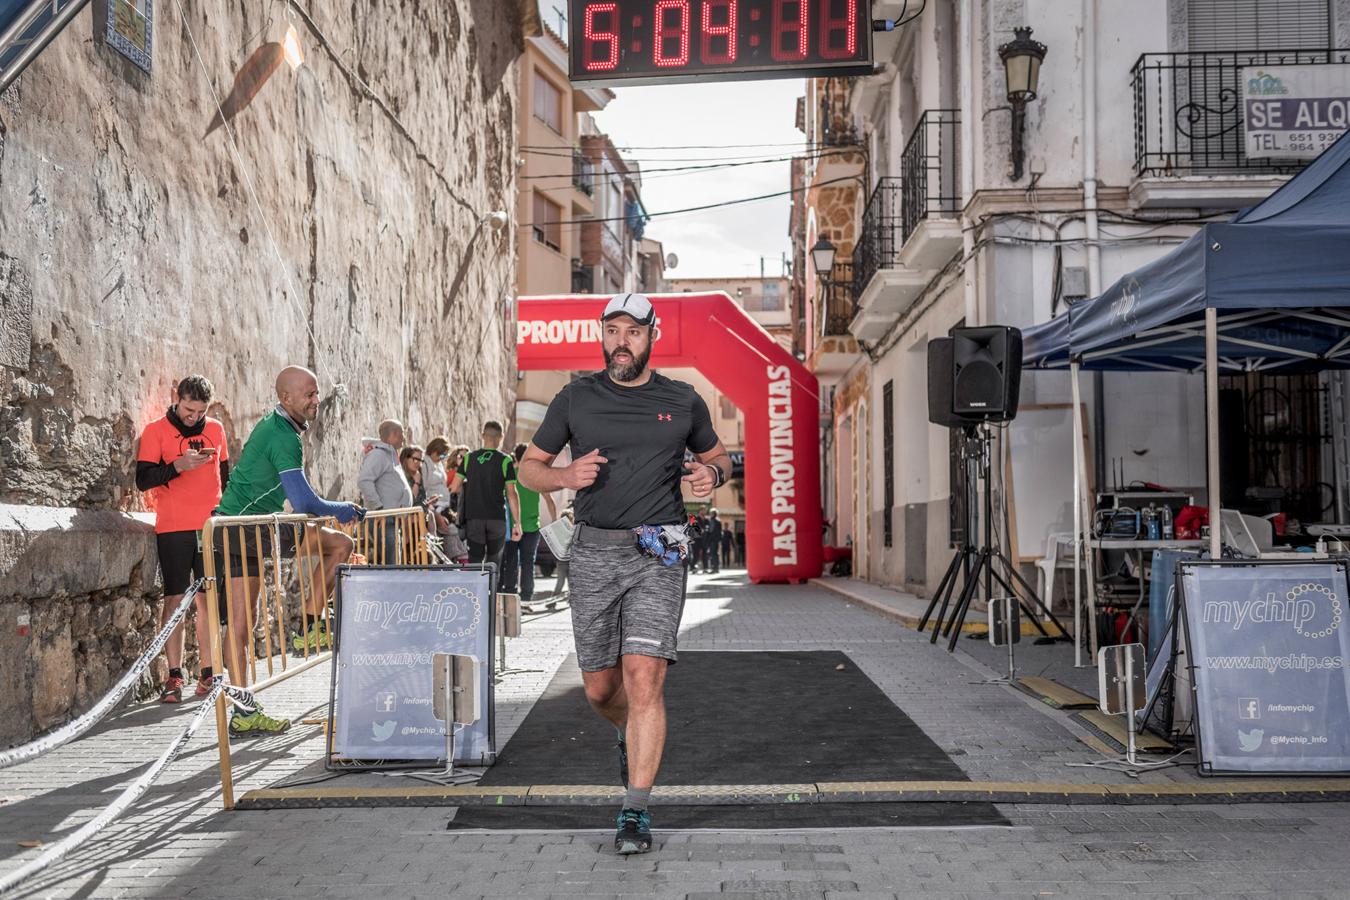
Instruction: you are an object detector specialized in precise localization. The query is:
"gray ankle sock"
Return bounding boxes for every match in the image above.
[624,786,651,811]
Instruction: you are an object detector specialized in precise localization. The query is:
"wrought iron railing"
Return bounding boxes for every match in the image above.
[1131,48,1350,177]
[571,260,593,293]
[852,178,901,303]
[572,149,594,195]
[820,260,855,337]
[900,110,961,242]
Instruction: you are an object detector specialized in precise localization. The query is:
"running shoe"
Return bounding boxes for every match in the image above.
[194,676,212,698]
[614,808,652,855]
[291,618,332,654]
[159,675,185,704]
[617,735,629,788]
[229,706,292,739]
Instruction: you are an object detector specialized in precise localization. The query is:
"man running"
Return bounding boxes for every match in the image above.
[135,374,228,703]
[448,421,522,571]
[212,365,361,737]
[518,293,730,855]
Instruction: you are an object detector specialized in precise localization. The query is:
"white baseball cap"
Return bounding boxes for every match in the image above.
[601,292,656,326]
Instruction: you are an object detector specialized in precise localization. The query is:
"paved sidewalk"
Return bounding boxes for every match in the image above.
[2,571,1349,898]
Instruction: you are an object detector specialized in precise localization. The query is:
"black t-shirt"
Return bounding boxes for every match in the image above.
[532,371,719,529]
[456,448,516,522]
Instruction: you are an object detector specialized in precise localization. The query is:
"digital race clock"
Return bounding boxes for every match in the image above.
[568,0,873,86]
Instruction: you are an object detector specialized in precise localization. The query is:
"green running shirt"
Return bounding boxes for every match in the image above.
[516,483,542,532]
[216,410,303,516]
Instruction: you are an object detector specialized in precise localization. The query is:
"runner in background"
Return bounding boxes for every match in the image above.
[448,421,521,573]
[135,375,228,703]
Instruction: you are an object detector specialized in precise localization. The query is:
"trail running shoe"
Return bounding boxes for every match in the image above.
[614,808,652,855]
[291,618,332,654]
[617,735,629,788]
[159,676,184,704]
[194,676,212,698]
[229,706,292,739]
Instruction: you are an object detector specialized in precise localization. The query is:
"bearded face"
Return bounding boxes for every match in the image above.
[602,317,654,383]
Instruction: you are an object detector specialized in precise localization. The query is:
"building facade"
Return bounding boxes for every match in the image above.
[0,1,528,744]
[797,0,1350,596]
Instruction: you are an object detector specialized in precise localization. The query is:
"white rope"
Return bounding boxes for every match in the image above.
[0,678,226,895]
[0,581,204,770]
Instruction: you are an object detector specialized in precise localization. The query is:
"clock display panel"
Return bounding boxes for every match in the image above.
[568,0,872,86]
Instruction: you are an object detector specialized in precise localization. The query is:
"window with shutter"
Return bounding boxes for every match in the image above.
[1186,0,1331,51]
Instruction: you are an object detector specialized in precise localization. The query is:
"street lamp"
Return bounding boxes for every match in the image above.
[810,236,837,278]
[997,26,1047,181]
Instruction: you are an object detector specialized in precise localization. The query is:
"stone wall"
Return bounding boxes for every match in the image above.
[0,0,525,745]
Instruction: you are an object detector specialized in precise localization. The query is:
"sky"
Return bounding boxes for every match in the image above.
[591,79,807,280]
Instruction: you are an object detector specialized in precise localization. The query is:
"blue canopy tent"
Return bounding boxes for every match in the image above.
[1021,129,1350,662]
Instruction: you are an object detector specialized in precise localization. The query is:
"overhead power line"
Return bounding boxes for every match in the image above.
[519,174,861,230]
[518,148,853,182]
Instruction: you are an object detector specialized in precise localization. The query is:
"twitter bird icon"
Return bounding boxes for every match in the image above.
[372,719,397,742]
[1238,728,1264,752]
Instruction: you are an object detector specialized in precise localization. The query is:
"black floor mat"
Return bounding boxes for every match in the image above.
[453,650,1006,829]
[448,801,1006,830]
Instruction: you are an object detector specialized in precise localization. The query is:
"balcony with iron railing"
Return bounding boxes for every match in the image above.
[819,260,855,338]
[572,149,594,196]
[852,177,902,307]
[809,260,861,381]
[848,112,963,342]
[1130,48,1350,205]
[900,110,961,250]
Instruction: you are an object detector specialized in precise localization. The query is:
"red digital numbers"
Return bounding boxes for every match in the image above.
[576,1,864,76]
[771,0,809,62]
[583,2,620,71]
[701,0,738,64]
[818,0,857,59]
[653,0,691,67]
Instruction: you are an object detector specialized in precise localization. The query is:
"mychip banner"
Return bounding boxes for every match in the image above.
[1180,560,1350,774]
[1242,64,1350,159]
[328,565,495,767]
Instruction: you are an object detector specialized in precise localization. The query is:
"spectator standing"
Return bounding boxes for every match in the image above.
[212,365,359,736]
[705,509,722,574]
[135,375,229,703]
[502,442,557,613]
[401,444,426,505]
[423,437,463,559]
[358,419,412,563]
[735,528,746,566]
[721,526,733,569]
[449,421,521,571]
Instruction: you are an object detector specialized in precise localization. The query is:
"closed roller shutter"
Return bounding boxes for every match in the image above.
[1187,0,1331,52]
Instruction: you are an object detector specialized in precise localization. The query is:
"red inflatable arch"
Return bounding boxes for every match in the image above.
[517,293,823,584]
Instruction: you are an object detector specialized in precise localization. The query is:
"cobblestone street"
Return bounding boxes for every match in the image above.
[3,572,1350,899]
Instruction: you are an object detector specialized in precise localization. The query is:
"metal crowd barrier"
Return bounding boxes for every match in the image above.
[202,506,430,809]
[350,505,432,566]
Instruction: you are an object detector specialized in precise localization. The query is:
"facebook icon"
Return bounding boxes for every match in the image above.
[1239,698,1261,720]
[376,692,398,714]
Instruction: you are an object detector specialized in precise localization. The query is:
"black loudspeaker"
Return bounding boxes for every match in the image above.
[951,326,1022,421]
[927,337,981,428]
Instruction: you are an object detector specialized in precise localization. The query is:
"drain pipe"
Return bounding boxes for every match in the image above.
[1082,0,1107,492]
[960,0,977,326]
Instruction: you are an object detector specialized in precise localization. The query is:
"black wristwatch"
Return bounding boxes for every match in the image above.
[705,463,726,489]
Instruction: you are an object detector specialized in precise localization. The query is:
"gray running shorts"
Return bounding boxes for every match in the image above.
[569,526,688,672]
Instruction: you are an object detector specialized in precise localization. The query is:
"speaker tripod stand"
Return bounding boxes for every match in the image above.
[918,424,1073,652]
